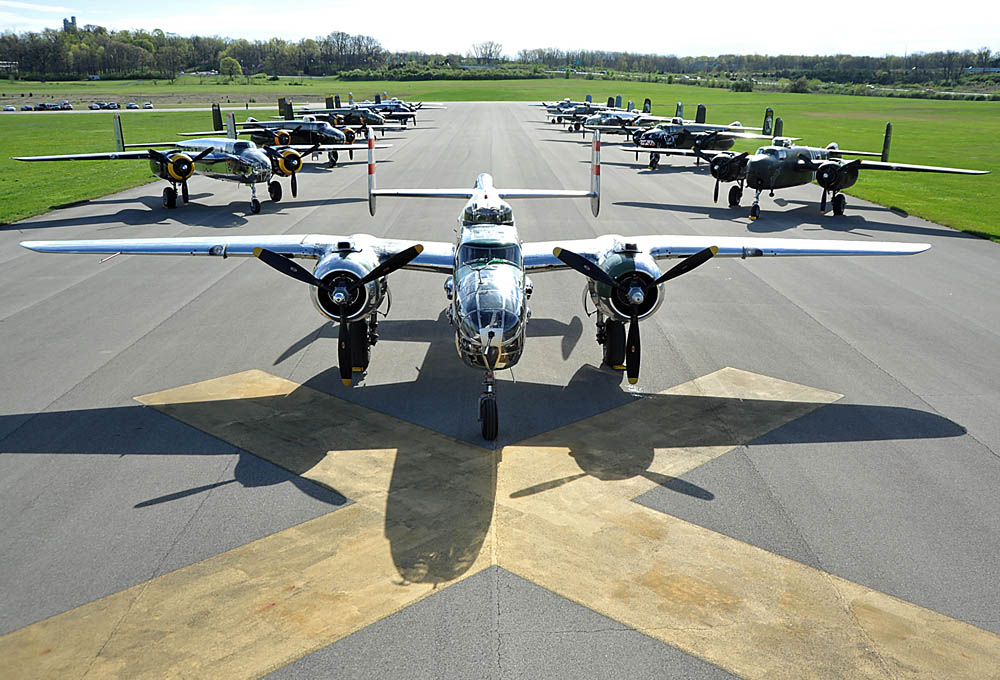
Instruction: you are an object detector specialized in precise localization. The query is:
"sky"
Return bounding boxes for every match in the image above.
[2,0,998,58]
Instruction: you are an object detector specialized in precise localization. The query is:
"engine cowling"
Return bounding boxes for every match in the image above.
[272,129,292,146]
[709,152,744,182]
[816,161,859,191]
[342,127,356,144]
[585,250,664,321]
[149,150,196,182]
[309,250,385,323]
[269,146,304,177]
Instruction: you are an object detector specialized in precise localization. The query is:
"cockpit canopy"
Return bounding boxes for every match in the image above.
[462,202,513,226]
[233,140,253,153]
[457,242,522,268]
[454,265,524,344]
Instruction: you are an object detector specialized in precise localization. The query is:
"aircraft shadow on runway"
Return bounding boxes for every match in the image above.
[0,362,967,585]
[3,196,367,232]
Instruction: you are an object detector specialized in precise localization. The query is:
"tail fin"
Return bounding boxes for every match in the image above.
[335,94,342,108]
[325,96,334,110]
[585,94,592,103]
[675,102,683,118]
[212,103,223,131]
[627,100,634,111]
[277,97,288,120]
[590,130,601,217]
[615,95,622,108]
[643,98,651,114]
[881,122,892,162]
[113,112,124,152]
[762,107,774,136]
[375,93,381,104]
[226,112,236,139]
[773,117,783,138]
[367,131,377,216]
[607,96,615,108]
[696,104,706,124]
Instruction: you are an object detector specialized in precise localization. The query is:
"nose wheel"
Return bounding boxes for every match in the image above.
[832,193,846,216]
[249,183,261,214]
[749,189,762,220]
[479,371,498,441]
[728,185,743,207]
[268,180,282,202]
[162,186,178,209]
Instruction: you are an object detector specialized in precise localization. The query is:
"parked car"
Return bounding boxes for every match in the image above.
[21,104,33,111]
[3,105,15,111]
[89,102,101,110]
[107,102,119,109]
[126,102,139,109]
[142,101,153,109]
[36,102,59,111]
[59,102,73,110]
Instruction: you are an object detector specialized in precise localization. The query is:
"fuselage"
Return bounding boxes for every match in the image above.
[637,123,736,151]
[244,119,347,146]
[744,142,838,191]
[172,138,272,185]
[446,174,527,371]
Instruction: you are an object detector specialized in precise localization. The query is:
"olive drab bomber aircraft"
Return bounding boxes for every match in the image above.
[632,123,990,219]
[11,112,364,213]
[176,103,390,167]
[20,132,932,441]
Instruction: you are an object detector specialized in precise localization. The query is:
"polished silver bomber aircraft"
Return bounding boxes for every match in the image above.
[20,132,931,441]
[12,112,357,213]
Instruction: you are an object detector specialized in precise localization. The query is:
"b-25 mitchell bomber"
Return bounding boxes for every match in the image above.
[633,123,989,218]
[12,112,323,213]
[20,132,932,440]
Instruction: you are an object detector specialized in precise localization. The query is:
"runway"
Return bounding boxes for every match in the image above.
[1,102,998,678]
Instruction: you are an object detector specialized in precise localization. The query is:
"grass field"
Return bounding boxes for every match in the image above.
[1,79,997,239]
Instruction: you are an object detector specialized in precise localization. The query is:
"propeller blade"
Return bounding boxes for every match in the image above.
[191,146,215,163]
[553,247,623,292]
[147,149,169,163]
[626,312,640,385]
[349,149,354,161]
[820,188,828,213]
[305,143,321,156]
[649,246,718,288]
[253,247,333,293]
[713,178,720,204]
[290,173,298,198]
[351,245,424,290]
[181,180,190,204]
[692,131,719,163]
[338,309,352,386]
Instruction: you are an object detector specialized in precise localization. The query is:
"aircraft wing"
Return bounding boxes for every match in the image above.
[623,148,725,158]
[287,143,392,151]
[20,234,456,274]
[522,234,929,272]
[796,158,988,175]
[13,150,154,161]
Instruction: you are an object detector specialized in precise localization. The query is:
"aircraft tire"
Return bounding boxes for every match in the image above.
[250,198,261,214]
[328,150,339,166]
[602,320,626,369]
[728,186,742,207]
[268,181,282,202]
[833,194,846,216]
[648,154,660,170]
[749,204,760,220]
[162,187,177,209]
[480,397,498,441]
[349,319,371,371]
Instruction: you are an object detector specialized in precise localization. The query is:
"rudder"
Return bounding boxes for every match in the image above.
[212,103,223,131]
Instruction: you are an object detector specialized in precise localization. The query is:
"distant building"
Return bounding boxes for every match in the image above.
[965,67,1000,73]
[62,16,77,32]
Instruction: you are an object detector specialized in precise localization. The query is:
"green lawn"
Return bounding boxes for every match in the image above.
[1,79,997,239]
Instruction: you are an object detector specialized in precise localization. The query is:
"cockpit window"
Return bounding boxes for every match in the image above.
[234,141,251,153]
[457,243,522,268]
[756,147,778,157]
[461,204,514,226]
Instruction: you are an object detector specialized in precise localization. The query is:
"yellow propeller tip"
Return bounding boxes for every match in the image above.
[552,247,562,257]
[709,246,719,255]
[613,365,627,371]
[352,367,364,372]
[341,378,352,386]
[628,377,639,385]
[414,244,424,254]
[252,247,262,257]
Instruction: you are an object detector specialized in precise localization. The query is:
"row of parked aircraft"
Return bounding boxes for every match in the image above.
[542,95,988,219]
[18,93,985,439]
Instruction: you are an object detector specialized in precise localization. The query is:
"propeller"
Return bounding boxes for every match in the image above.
[554,245,718,384]
[252,244,423,385]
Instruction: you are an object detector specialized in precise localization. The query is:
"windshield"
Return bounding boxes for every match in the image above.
[234,141,252,153]
[455,268,525,344]
[457,243,522,268]
[756,147,778,157]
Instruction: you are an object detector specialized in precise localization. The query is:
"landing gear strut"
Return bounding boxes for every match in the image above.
[728,184,743,208]
[597,316,626,370]
[349,316,377,373]
[479,371,498,441]
[268,180,282,202]
[832,193,846,216]
[328,150,339,167]
[648,153,660,170]
[162,185,178,209]
[749,189,762,220]
[249,183,261,214]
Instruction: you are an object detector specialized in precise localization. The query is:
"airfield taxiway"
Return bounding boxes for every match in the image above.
[1,102,998,679]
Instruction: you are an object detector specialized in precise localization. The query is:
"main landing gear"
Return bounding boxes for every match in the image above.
[327,150,339,167]
[162,186,177,209]
[648,153,660,170]
[479,371,498,441]
[268,180,282,202]
[348,315,377,375]
[728,185,743,208]
[596,316,627,371]
[831,193,847,216]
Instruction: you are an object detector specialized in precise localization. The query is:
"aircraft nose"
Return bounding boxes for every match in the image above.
[747,157,776,190]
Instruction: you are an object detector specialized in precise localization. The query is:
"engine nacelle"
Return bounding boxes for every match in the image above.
[309,249,385,323]
[149,150,196,182]
[816,161,859,191]
[709,152,744,182]
[268,145,303,177]
[586,249,664,321]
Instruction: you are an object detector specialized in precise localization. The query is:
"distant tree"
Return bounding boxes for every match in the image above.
[469,41,503,65]
[220,56,242,77]
[787,76,810,93]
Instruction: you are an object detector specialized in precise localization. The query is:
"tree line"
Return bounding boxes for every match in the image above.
[1,22,996,86]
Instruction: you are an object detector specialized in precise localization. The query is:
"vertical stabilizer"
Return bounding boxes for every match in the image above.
[881,122,892,162]
[643,98,651,114]
[335,94,342,108]
[325,96,334,110]
[375,93,381,104]
[627,100,634,111]
[773,117,783,138]
[675,102,683,118]
[212,103,223,131]
[590,130,601,217]
[696,104,707,124]
[226,112,236,139]
[607,96,615,108]
[762,107,774,136]
[113,112,124,152]
[615,95,622,108]
[585,94,592,103]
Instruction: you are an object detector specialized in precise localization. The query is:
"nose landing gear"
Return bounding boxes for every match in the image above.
[749,189,762,220]
[479,371,498,441]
